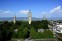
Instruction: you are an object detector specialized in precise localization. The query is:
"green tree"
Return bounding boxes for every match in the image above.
[35,32,44,39]
[43,29,53,38]
[40,20,48,29]
[23,27,29,38]
[17,26,25,39]
[30,27,36,39]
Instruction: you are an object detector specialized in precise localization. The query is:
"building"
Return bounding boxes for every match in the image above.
[55,23,62,33]
[53,22,62,34]
[38,29,44,32]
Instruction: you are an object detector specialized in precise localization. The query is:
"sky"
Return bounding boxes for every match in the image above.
[0,0,62,18]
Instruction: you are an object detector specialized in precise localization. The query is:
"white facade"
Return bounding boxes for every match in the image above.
[53,23,62,33]
[14,29,18,33]
[56,24,62,33]
[38,29,44,32]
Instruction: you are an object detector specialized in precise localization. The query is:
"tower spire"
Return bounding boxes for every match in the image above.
[43,12,46,20]
[13,14,16,24]
[28,10,32,24]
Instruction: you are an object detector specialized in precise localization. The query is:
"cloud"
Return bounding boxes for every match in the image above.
[0,10,2,12]
[43,6,62,18]
[0,10,13,14]
[50,6,62,13]
[19,10,29,14]
[3,10,10,14]
[0,10,3,14]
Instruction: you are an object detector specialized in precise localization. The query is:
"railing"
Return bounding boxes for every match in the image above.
[10,38,56,41]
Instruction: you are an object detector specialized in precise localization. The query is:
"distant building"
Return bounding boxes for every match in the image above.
[38,29,44,32]
[14,29,18,33]
[13,16,16,24]
[48,24,53,31]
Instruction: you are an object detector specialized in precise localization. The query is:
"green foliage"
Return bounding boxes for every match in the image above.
[35,32,44,39]
[40,20,48,29]
[17,26,24,39]
[30,29,53,39]
[30,27,36,39]
[31,20,49,29]
[17,26,29,39]
[31,21,41,29]
[0,20,53,40]
[23,27,29,38]
[12,31,17,38]
[43,29,53,38]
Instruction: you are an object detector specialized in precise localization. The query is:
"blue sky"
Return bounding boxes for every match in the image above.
[0,0,62,18]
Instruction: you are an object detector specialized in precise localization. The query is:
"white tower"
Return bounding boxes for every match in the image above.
[28,10,32,24]
[13,15,16,24]
[43,12,46,20]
